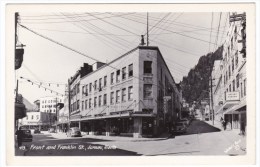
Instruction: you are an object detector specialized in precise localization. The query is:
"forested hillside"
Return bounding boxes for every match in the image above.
[180,46,223,104]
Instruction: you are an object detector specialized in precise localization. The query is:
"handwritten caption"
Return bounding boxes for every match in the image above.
[224,139,242,153]
[19,144,117,151]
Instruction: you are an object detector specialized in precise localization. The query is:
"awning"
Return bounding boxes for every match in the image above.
[223,100,246,115]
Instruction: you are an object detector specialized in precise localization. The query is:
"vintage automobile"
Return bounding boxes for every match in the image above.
[21,129,33,142]
[172,122,187,134]
[48,128,56,133]
[34,128,41,134]
[66,127,82,137]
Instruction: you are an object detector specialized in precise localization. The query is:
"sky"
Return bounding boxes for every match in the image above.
[15,12,229,103]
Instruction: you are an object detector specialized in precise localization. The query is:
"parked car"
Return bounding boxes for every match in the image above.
[21,129,33,142]
[67,127,81,137]
[180,118,190,126]
[173,122,187,134]
[48,128,56,133]
[34,128,40,134]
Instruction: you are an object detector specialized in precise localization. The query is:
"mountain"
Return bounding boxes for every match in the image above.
[23,97,38,112]
[180,46,223,104]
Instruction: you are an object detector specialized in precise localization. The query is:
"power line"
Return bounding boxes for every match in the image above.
[208,12,214,53]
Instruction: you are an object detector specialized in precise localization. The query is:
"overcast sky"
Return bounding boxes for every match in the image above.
[16,12,229,103]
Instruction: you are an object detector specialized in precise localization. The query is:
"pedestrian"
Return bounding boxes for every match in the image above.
[15,127,23,148]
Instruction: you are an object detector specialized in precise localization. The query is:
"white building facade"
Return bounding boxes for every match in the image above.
[213,13,246,134]
[68,46,182,138]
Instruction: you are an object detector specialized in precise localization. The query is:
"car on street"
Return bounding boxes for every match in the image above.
[34,128,41,134]
[67,127,82,137]
[172,122,187,134]
[21,129,33,142]
[48,128,56,133]
[180,118,190,126]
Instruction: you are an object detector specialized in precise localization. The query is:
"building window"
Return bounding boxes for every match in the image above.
[77,100,79,110]
[244,79,246,96]
[226,71,228,81]
[128,64,133,77]
[104,76,107,87]
[116,70,120,82]
[234,26,237,41]
[111,72,114,84]
[241,83,243,98]
[235,51,238,68]
[128,86,133,100]
[228,65,231,78]
[122,88,126,102]
[85,84,88,96]
[99,78,102,91]
[116,90,120,103]
[122,67,126,80]
[89,83,92,93]
[144,84,152,99]
[236,74,239,88]
[98,95,102,107]
[103,94,107,105]
[231,37,233,50]
[94,97,97,107]
[232,58,234,72]
[31,115,34,120]
[144,61,152,74]
[229,84,231,92]
[82,101,84,110]
[110,92,114,104]
[89,98,92,108]
[77,83,80,94]
[85,100,88,109]
[224,75,226,85]
[94,80,97,90]
[36,115,39,120]
[232,80,235,91]
[82,86,85,96]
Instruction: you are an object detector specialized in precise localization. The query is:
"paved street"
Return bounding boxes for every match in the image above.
[15,120,246,156]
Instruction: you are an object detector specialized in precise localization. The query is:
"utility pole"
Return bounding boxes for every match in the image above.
[210,76,214,125]
[56,97,58,131]
[147,12,149,46]
[68,80,71,130]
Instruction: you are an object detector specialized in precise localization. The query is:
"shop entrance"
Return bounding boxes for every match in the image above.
[142,117,154,136]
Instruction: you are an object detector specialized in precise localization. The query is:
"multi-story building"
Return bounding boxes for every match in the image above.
[39,96,63,113]
[212,12,246,134]
[68,46,182,138]
[19,111,53,131]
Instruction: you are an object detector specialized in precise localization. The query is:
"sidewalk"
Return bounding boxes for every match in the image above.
[204,120,246,155]
[49,131,172,142]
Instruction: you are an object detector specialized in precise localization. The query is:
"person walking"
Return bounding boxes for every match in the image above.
[15,127,23,148]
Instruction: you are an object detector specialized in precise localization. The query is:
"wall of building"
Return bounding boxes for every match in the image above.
[40,96,63,113]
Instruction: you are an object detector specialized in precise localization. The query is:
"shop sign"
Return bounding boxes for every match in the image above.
[226,92,240,101]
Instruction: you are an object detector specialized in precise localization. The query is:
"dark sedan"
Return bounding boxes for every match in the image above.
[21,130,33,142]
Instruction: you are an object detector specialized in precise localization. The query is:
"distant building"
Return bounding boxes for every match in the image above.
[68,46,182,138]
[212,12,246,133]
[39,96,63,113]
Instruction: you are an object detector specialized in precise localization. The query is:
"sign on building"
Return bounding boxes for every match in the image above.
[226,92,240,101]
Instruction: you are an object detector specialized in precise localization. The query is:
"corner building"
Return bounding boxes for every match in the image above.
[69,46,182,138]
